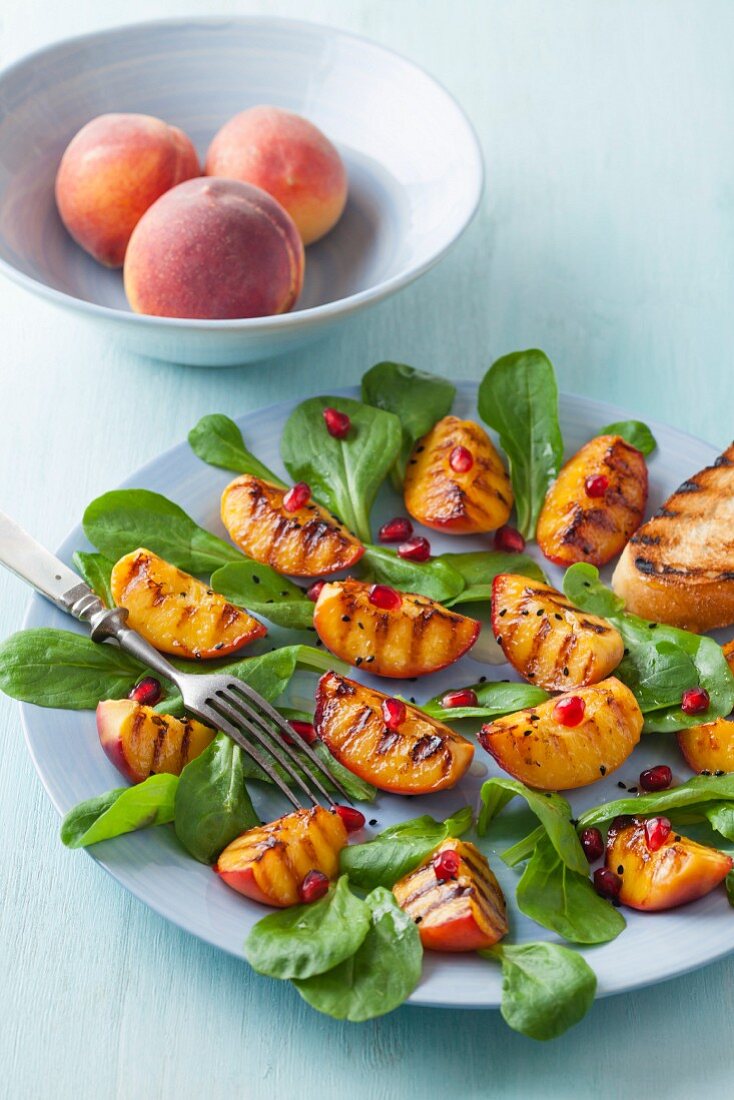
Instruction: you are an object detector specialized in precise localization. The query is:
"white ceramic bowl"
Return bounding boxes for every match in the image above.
[0,17,483,366]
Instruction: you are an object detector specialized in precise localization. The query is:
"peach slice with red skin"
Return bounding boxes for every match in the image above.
[404,416,513,534]
[220,474,364,577]
[110,548,266,659]
[392,838,508,951]
[314,671,474,794]
[97,698,215,783]
[491,573,624,691]
[312,578,480,678]
[215,807,347,907]
[478,677,643,790]
[537,434,648,568]
[605,816,733,911]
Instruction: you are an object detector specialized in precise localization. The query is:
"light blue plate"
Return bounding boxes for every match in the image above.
[0,17,483,366]
[19,386,734,1008]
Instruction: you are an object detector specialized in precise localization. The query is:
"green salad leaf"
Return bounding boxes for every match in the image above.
[563,564,734,731]
[726,871,734,907]
[188,413,285,485]
[244,875,371,980]
[597,419,657,456]
[73,551,115,607]
[441,550,546,607]
[361,361,456,486]
[477,777,588,874]
[0,628,148,709]
[477,349,564,539]
[361,544,465,604]
[578,773,734,829]
[280,396,402,544]
[482,942,597,1040]
[421,681,548,722]
[60,774,178,848]
[293,887,422,1021]
[174,734,259,864]
[516,834,626,944]
[83,488,243,574]
[210,561,314,630]
[339,808,472,890]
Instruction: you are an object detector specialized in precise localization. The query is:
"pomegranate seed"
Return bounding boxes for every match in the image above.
[441,688,479,709]
[382,697,406,730]
[368,584,402,611]
[494,525,526,553]
[449,445,474,473]
[128,677,162,707]
[639,764,672,792]
[644,816,672,852]
[306,580,325,602]
[593,868,622,900]
[378,516,413,543]
[323,406,351,439]
[397,536,431,562]
[553,695,586,727]
[433,849,461,881]
[288,719,317,745]
[335,805,366,833]
[580,827,605,863]
[283,482,311,512]
[300,870,330,904]
[585,474,609,498]
[681,686,710,715]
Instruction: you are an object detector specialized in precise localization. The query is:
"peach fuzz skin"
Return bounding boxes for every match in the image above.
[55,113,200,267]
[205,106,348,245]
[124,177,304,319]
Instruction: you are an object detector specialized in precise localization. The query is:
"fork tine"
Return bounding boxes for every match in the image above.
[209,693,327,807]
[206,706,304,812]
[217,688,340,807]
[226,680,353,803]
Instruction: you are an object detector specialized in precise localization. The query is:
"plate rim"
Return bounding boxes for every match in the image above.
[0,14,484,333]
[18,382,734,1009]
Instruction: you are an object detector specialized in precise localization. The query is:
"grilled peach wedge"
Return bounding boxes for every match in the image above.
[478,678,643,790]
[314,671,474,794]
[677,640,734,773]
[313,579,479,679]
[220,474,364,577]
[537,434,648,567]
[491,573,624,690]
[97,698,215,783]
[403,415,513,534]
[215,807,347,907]
[605,816,733,911]
[393,838,508,951]
[110,548,265,659]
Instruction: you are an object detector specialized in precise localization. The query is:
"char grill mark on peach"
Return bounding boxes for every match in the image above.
[220,474,364,577]
[314,671,473,794]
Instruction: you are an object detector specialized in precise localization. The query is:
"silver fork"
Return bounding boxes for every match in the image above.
[0,512,351,810]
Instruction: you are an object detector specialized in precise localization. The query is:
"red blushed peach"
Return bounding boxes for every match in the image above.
[97,699,215,784]
[55,113,200,267]
[124,177,304,319]
[205,106,347,245]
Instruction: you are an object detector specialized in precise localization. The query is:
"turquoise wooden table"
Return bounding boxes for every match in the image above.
[3,2,734,1096]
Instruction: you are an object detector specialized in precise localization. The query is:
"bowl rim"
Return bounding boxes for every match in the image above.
[0,13,484,332]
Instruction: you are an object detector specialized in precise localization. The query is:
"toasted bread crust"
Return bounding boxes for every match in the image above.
[612,443,734,631]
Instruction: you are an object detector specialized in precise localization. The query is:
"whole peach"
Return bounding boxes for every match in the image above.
[55,113,200,267]
[123,177,304,319]
[205,106,347,245]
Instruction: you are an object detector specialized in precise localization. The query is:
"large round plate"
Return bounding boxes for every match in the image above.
[19,385,734,1008]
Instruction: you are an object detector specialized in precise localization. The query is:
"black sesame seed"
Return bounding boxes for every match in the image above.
[499,609,507,617]
[536,608,544,616]
[366,656,375,663]
[409,697,416,704]
[355,657,363,666]
[628,786,638,794]
[523,730,532,737]
[715,769,725,776]
[600,765,607,776]
[369,818,378,826]
[554,613,562,621]
[252,575,261,585]
[358,622,365,630]
[479,676,487,683]
[521,610,530,616]
[415,915,422,924]
[701,769,712,776]
[214,643,224,651]
[624,648,630,656]
[617,865,624,875]
[496,636,502,645]
[617,781,626,789]
[563,666,569,676]
[674,834,681,842]
[649,623,657,629]
[341,614,351,622]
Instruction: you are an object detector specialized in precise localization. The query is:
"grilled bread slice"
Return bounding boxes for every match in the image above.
[612,443,734,631]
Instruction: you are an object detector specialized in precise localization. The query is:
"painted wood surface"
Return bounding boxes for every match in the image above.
[2,2,734,1097]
